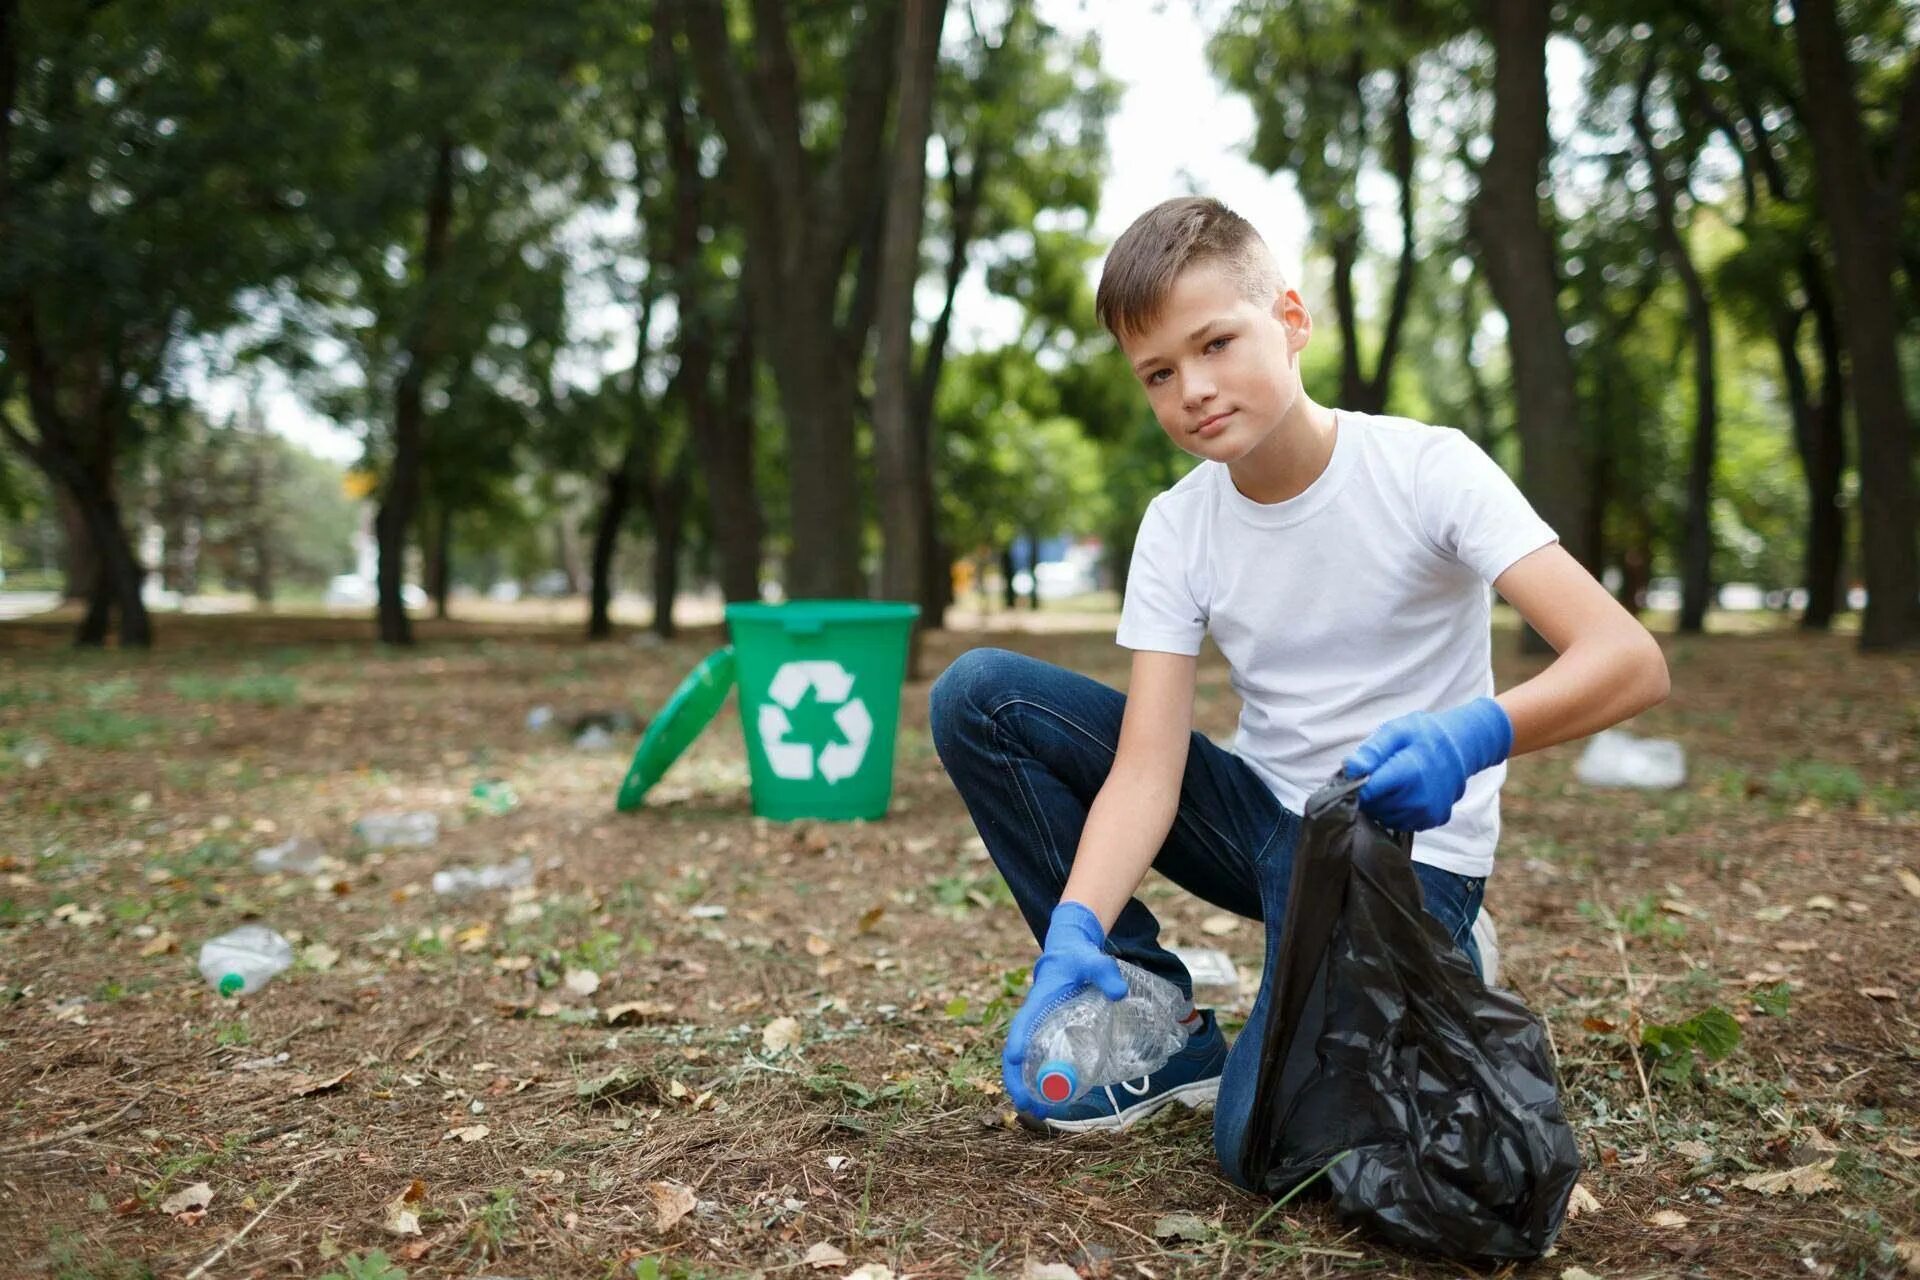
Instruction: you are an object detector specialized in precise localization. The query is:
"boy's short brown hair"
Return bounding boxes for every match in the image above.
[1095,196,1282,340]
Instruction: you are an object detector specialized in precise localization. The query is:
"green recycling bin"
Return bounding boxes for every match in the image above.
[725,599,920,821]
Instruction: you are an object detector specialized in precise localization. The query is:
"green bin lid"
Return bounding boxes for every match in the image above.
[616,645,737,812]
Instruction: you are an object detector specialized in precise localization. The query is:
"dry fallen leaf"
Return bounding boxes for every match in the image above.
[139,932,179,958]
[1673,1139,1713,1163]
[763,1015,803,1056]
[1892,1239,1920,1275]
[1774,939,1818,953]
[1897,868,1920,900]
[159,1182,213,1216]
[444,1124,490,1143]
[805,935,834,957]
[303,943,340,972]
[842,1267,894,1280]
[521,1167,565,1186]
[604,1000,674,1025]
[1564,1183,1602,1218]
[1647,1209,1689,1228]
[1737,1159,1839,1196]
[1199,913,1239,936]
[288,1067,354,1098]
[803,1241,848,1270]
[381,1180,425,1236]
[647,1180,697,1231]
[1885,1137,1920,1159]
[1858,987,1901,1001]
[856,905,886,933]
[1560,1269,1605,1280]
[564,968,600,997]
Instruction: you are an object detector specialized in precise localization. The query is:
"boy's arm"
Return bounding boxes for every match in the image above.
[1061,649,1197,932]
[1344,542,1669,831]
[1490,543,1670,755]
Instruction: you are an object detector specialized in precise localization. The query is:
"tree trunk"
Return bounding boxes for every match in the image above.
[679,0,903,603]
[1790,0,1920,649]
[768,341,864,598]
[377,134,457,647]
[72,476,149,648]
[56,486,98,603]
[1000,543,1017,610]
[588,446,635,641]
[707,309,763,603]
[873,0,947,675]
[649,477,686,640]
[1468,0,1593,654]
[1632,64,1716,634]
[428,502,452,621]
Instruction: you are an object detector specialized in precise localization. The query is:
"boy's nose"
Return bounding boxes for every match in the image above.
[1181,376,1216,409]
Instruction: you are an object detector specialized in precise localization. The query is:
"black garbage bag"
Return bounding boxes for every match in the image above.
[1239,773,1580,1261]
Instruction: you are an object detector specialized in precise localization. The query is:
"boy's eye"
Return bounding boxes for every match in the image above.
[1206,335,1232,353]
[1146,369,1170,386]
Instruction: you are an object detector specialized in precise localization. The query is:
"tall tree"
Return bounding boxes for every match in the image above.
[1628,55,1718,633]
[679,0,904,599]
[0,0,328,645]
[1468,0,1594,651]
[1211,0,1439,414]
[873,0,948,667]
[1788,0,1920,649]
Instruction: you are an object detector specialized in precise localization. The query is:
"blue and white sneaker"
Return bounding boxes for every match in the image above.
[1017,1010,1228,1134]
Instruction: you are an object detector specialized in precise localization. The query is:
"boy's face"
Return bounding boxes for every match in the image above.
[1116,260,1313,462]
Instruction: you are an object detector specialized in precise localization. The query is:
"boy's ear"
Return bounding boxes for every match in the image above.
[1274,288,1312,350]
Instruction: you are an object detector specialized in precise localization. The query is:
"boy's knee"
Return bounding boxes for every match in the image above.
[928,646,1021,736]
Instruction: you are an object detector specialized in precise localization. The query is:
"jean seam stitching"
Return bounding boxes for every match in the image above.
[983,699,1066,884]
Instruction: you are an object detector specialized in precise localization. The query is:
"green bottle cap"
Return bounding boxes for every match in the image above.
[218,972,245,997]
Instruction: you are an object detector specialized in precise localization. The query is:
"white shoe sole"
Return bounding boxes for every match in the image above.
[1037,1076,1221,1134]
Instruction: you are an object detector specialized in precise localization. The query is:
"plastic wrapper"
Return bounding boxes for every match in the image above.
[1237,773,1579,1261]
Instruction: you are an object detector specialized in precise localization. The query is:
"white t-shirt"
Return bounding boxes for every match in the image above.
[1115,410,1558,876]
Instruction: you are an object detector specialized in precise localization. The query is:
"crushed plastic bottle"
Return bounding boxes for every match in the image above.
[469,780,519,816]
[352,810,441,848]
[1574,729,1686,789]
[431,855,534,896]
[252,836,328,875]
[1020,959,1191,1107]
[197,925,294,997]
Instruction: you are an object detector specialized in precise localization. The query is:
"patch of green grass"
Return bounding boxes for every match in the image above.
[567,928,624,973]
[1768,760,1865,808]
[45,1227,155,1280]
[168,673,300,706]
[0,683,56,709]
[317,1251,406,1280]
[1579,892,1686,944]
[213,1020,251,1047]
[51,709,164,749]
[463,1186,519,1263]
[83,677,139,709]
[926,872,1015,916]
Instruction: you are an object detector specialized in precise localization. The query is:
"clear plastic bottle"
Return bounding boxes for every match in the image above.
[1020,959,1190,1107]
[352,811,440,848]
[431,855,534,896]
[197,925,294,997]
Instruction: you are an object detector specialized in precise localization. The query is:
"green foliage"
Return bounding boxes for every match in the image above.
[51,711,164,749]
[168,673,301,706]
[1767,760,1865,808]
[1640,1005,1742,1085]
[1579,893,1686,944]
[1748,981,1793,1019]
[317,1251,406,1280]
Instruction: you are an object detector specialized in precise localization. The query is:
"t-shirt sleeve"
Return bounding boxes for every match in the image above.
[1416,429,1559,584]
[1115,500,1206,655]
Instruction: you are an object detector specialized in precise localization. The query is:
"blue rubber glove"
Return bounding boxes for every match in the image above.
[1341,697,1514,832]
[1002,900,1128,1116]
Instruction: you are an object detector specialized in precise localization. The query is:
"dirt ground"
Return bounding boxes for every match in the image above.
[0,609,1916,1280]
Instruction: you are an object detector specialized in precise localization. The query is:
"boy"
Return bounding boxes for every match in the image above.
[928,196,1669,1187]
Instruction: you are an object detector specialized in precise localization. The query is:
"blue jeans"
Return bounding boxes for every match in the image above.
[928,647,1486,1187]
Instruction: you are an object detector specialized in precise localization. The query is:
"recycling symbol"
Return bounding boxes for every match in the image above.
[756,660,873,784]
